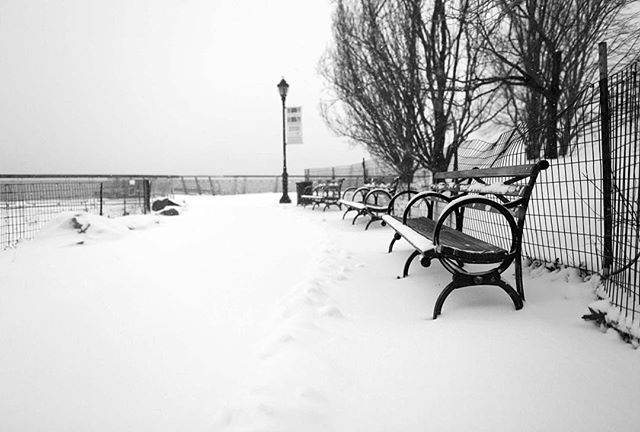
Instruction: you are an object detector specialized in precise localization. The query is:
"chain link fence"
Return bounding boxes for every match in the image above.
[305,61,639,325]
[0,176,152,249]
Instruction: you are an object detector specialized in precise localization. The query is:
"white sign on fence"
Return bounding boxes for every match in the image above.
[286,106,303,144]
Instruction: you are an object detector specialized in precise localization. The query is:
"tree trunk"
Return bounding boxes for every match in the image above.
[544,51,562,159]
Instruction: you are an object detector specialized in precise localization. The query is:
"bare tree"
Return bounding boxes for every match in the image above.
[472,0,640,158]
[405,0,501,170]
[321,0,499,176]
[320,0,420,185]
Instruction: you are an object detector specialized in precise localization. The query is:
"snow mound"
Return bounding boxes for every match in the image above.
[31,212,157,246]
[119,214,161,230]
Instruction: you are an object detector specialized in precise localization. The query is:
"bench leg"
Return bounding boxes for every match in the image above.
[433,280,459,319]
[342,208,355,220]
[495,277,524,311]
[388,233,401,253]
[364,217,375,230]
[515,257,525,301]
[364,215,383,231]
[352,210,364,225]
[432,273,524,319]
[403,250,421,277]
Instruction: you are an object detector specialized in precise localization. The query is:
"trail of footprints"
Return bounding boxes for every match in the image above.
[215,243,354,431]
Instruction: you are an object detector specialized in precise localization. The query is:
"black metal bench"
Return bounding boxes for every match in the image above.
[339,177,401,229]
[381,161,549,319]
[301,179,344,211]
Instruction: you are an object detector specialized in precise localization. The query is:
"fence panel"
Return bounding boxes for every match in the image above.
[0,177,153,249]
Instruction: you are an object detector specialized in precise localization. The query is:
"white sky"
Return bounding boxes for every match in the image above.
[0,0,367,175]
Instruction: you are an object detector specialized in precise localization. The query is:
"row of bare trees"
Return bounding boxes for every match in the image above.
[320,0,639,181]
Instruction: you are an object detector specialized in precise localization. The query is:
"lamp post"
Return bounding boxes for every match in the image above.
[277,78,291,203]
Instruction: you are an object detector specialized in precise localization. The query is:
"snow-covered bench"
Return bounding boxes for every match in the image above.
[382,161,549,319]
[338,184,372,221]
[301,179,344,211]
[339,177,401,229]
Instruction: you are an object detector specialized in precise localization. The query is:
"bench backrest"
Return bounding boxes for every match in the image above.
[430,161,549,236]
[323,178,344,198]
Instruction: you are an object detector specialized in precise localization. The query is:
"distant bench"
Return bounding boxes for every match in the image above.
[339,178,400,229]
[381,161,549,319]
[300,179,344,211]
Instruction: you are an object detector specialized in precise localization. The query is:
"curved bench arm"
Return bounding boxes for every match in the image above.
[341,186,358,200]
[402,191,452,223]
[386,189,419,215]
[353,186,371,202]
[364,188,392,206]
[341,186,369,201]
[432,195,519,254]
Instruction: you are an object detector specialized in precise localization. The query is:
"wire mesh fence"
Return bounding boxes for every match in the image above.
[453,94,605,276]
[305,61,639,325]
[604,63,639,322]
[0,177,152,249]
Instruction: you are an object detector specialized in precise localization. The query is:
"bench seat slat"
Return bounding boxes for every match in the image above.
[406,217,509,262]
[384,215,509,263]
[339,200,366,210]
[381,215,435,253]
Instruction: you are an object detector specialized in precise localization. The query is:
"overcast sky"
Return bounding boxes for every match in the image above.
[0,0,367,175]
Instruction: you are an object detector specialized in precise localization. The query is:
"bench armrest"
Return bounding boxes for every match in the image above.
[341,186,358,200]
[432,195,519,253]
[385,189,419,215]
[364,188,392,206]
[402,191,452,223]
[350,186,371,202]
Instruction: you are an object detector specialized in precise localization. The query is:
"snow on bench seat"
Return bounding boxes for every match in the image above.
[381,214,435,253]
[338,199,366,211]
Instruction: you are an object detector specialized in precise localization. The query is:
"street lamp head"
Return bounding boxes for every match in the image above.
[277,77,289,100]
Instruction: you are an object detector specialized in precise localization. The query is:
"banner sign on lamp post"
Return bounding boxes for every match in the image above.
[286,106,303,144]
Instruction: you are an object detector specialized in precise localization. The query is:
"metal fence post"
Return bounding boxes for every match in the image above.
[99,182,103,216]
[362,158,367,184]
[194,177,202,195]
[599,42,613,273]
[143,179,151,214]
[180,177,187,195]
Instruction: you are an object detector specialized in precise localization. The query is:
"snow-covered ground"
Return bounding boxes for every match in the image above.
[0,194,638,432]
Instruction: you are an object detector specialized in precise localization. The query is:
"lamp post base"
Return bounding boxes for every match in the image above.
[279,194,291,204]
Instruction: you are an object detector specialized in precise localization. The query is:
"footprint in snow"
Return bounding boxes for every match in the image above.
[259,332,297,360]
[298,387,328,403]
[318,305,345,319]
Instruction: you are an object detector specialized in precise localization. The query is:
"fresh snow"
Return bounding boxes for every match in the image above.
[381,214,436,252]
[0,193,638,432]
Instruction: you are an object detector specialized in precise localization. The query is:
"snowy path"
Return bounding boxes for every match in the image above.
[1,194,639,432]
[0,195,328,432]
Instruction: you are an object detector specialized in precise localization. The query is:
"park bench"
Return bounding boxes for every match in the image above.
[301,179,345,211]
[381,161,549,319]
[339,177,401,229]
